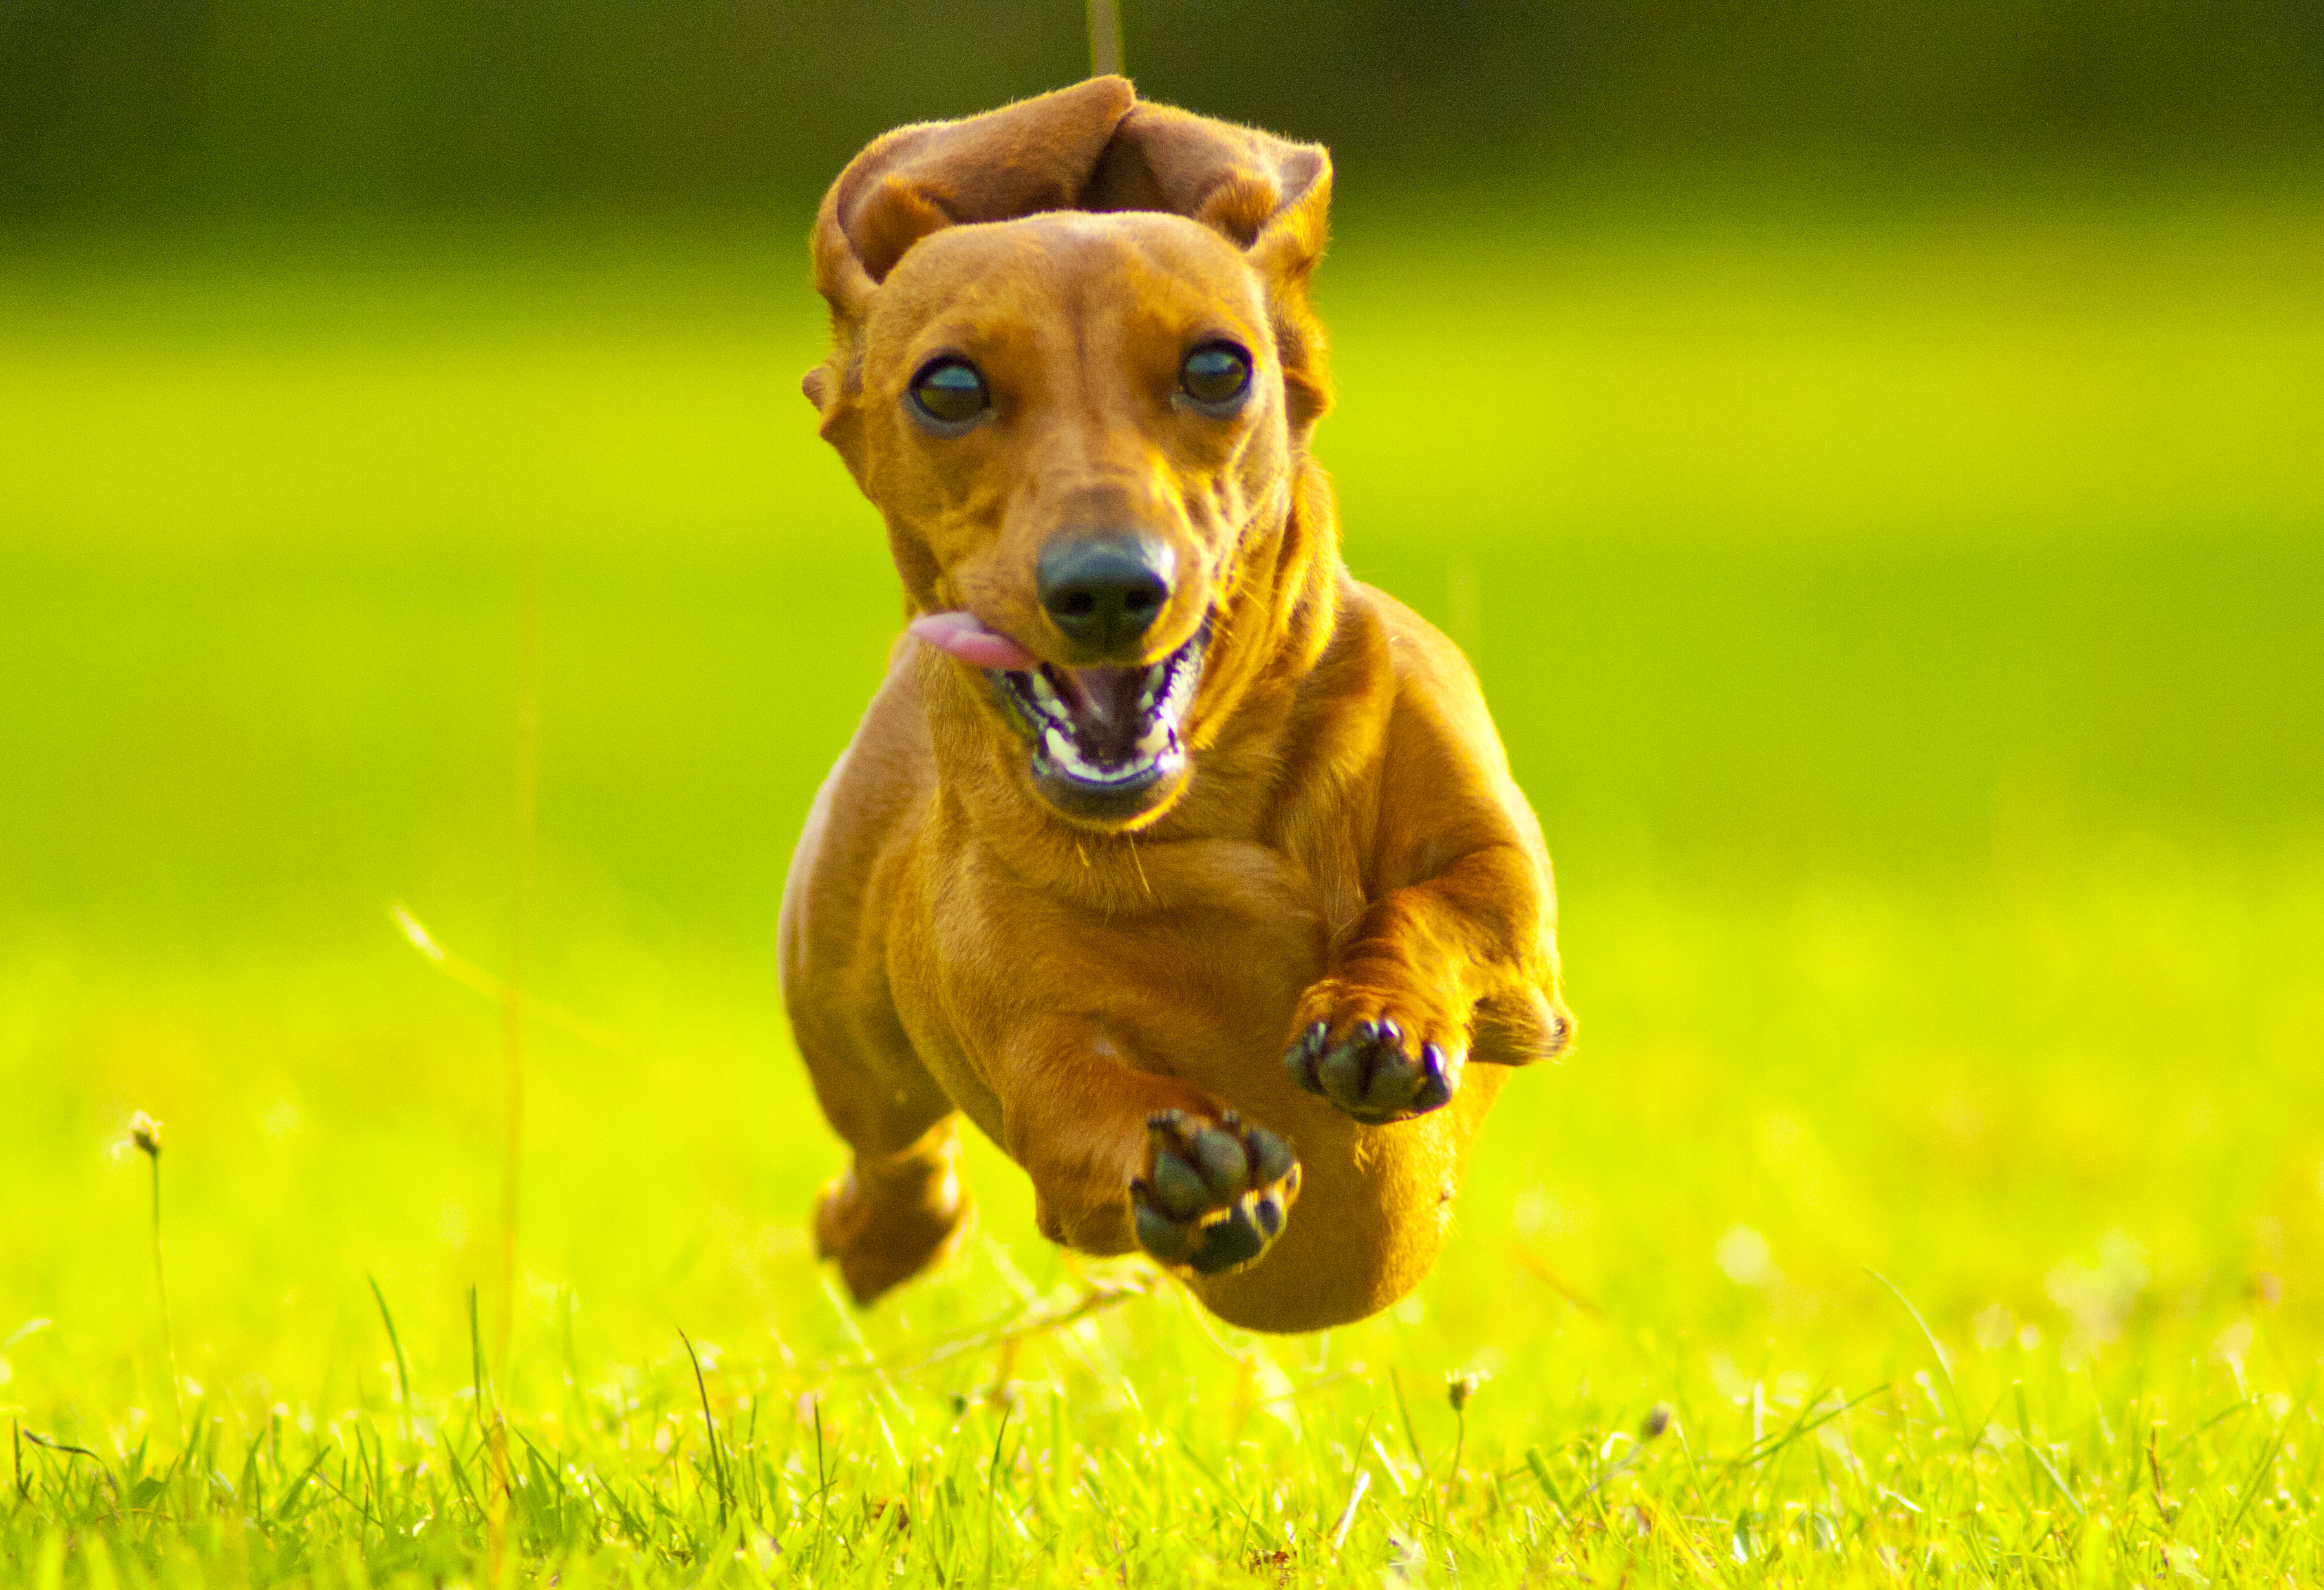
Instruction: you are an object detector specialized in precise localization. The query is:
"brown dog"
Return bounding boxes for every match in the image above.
[779,78,1570,1333]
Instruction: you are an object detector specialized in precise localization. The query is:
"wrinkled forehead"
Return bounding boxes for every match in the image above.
[865,211,1272,358]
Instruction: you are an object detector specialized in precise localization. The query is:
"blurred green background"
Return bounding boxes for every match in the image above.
[3,0,2321,1475]
[8,0,2324,220]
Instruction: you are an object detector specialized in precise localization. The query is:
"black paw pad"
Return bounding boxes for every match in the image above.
[1282,1018,1463,1124]
[1130,1110,1300,1276]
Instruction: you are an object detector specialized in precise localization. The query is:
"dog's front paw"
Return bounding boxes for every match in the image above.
[1130,1110,1300,1276]
[1283,1005,1464,1125]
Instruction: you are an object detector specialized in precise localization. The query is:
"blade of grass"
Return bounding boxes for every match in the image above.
[1331,1468,1372,1552]
[391,905,633,1055]
[982,1401,1013,1590]
[1390,1366,1427,1472]
[1867,1269,1977,1452]
[498,532,543,1397]
[1086,0,1122,77]
[1728,1383,1889,1470]
[2220,1417,2293,1538]
[271,1443,336,1525]
[366,1274,414,1449]
[467,1284,491,1415]
[678,1329,729,1530]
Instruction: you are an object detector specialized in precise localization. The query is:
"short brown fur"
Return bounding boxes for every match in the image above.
[780,78,1570,1332]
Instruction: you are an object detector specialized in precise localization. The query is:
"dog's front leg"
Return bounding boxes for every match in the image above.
[996,1016,1303,1276]
[1284,841,1569,1124]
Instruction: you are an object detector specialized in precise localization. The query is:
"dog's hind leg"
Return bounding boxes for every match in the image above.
[798,1013,973,1305]
[781,679,974,1305]
[813,1125,972,1307]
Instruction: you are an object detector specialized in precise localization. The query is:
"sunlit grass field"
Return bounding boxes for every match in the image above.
[4,194,2322,1585]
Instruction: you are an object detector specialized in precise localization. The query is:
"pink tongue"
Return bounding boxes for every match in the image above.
[908,611,1040,672]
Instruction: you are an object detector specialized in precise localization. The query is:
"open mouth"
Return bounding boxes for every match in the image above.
[991,625,1207,808]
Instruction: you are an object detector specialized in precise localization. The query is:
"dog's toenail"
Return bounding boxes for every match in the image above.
[1379,1018,1402,1044]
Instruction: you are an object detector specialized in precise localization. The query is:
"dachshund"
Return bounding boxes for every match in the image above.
[780,77,1570,1332]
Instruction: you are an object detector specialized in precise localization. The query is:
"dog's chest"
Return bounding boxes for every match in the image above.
[950,835,1340,1071]
[1114,883,1331,1066]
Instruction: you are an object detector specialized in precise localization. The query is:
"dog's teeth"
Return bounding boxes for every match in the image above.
[1138,656,1176,715]
[1157,648,1198,725]
[1020,627,1205,794]
[1132,639,1201,736]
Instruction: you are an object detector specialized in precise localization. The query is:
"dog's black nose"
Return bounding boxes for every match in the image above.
[1037,537,1172,655]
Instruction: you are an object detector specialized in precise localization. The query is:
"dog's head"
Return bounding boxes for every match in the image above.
[805,78,1333,830]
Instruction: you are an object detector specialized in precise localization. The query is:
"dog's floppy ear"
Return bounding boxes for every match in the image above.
[1086,103,1333,435]
[812,76,1137,323]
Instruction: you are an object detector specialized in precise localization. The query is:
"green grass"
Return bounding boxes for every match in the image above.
[3,196,2322,1585]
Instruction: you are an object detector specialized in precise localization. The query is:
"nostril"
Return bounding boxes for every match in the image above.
[1036,537,1176,651]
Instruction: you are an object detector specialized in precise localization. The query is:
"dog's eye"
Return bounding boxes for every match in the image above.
[1179,341,1253,411]
[909,358,990,427]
